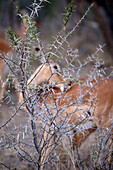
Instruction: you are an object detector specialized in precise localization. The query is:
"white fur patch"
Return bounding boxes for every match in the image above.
[76,120,96,130]
[60,86,65,92]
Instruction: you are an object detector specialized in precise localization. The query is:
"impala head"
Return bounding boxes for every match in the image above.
[27,61,67,92]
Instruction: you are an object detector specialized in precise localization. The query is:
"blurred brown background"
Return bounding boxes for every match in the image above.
[0,0,113,65]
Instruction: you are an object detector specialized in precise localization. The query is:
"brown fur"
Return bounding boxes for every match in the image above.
[33,87,96,169]
[25,81,96,169]
[28,77,113,169]
[0,39,11,53]
[40,77,113,131]
[27,62,66,91]
[65,78,113,131]
[19,62,68,106]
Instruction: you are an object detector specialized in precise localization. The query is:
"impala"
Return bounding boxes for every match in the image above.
[25,65,100,169]
[27,71,113,169]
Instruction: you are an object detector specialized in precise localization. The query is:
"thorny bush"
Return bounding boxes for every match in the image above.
[0,1,113,170]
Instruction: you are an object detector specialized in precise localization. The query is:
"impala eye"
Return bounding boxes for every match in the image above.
[68,82,71,86]
[53,65,58,70]
[35,47,40,52]
[87,111,91,116]
[73,129,77,134]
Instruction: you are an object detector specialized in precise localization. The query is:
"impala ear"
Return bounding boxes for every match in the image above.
[18,10,29,38]
[73,129,77,134]
[37,46,46,63]
[53,65,58,70]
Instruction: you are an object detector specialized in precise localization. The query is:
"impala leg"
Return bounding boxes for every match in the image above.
[13,78,26,109]
[0,80,7,102]
[41,126,55,170]
[13,79,21,102]
[72,121,97,149]
[108,138,113,167]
